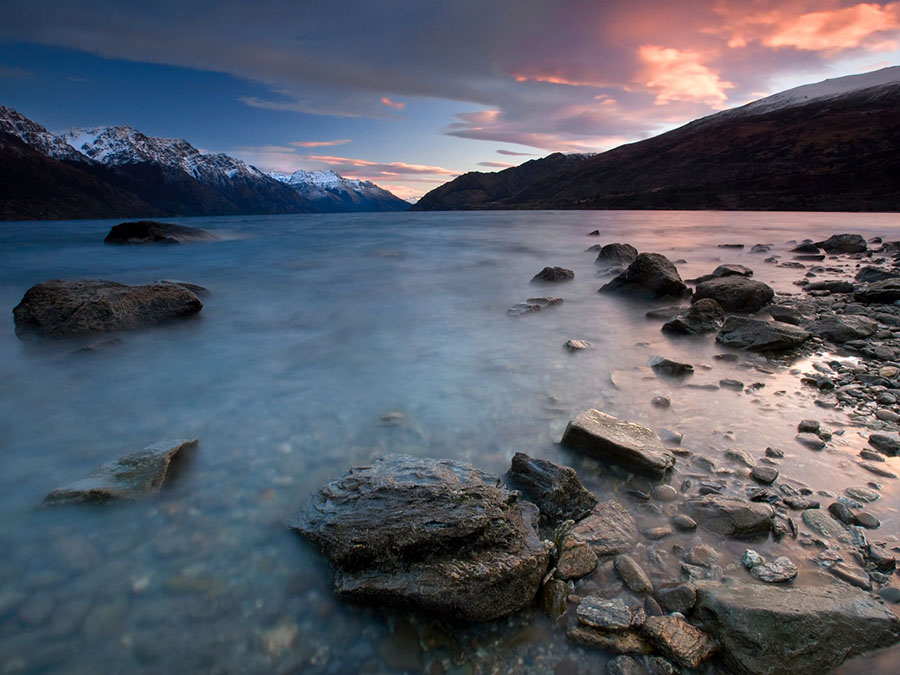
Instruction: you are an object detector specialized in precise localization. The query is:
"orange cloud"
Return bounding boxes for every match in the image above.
[478,161,516,168]
[380,96,406,110]
[512,73,608,87]
[289,139,351,148]
[304,155,458,175]
[638,45,735,107]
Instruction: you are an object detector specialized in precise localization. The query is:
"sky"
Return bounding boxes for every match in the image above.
[0,1,899,201]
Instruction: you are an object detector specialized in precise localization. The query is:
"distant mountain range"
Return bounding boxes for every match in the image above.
[413,67,900,212]
[0,106,409,221]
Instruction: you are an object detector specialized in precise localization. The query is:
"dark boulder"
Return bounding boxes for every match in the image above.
[12,279,203,339]
[855,278,900,304]
[685,264,753,285]
[692,277,774,313]
[596,243,638,268]
[104,220,218,244]
[816,233,867,253]
[532,267,574,283]
[791,243,820,254]
[856,266,900,284]
[600,253,690,300]
[808,315,877,343]
[683,495,773,537]
[803,280,854,294]
[716,317,810,352]
[662,299,724,335]
[292,454,550,621]
[506,452,597,522]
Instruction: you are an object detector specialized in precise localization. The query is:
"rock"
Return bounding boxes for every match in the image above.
[556,534,599,579]
[716,317,810,352]
[846,486,880,502]
[42,439,197,506]
[561,410,675,478]
[599,253,690,300]
[816,233,867,253]
[765,447,784,458]
[507,452,597,522]
[830,562,872,590]
[797,419,820,433]
[719,378,744,390]
[651,395,671,408]
[804,280,855,293]
[614,554,653,594]
[641,615,716,670]
[792,243,821,253]
[642,526,671,540]
[751,466,778,484]
[568,500,638,555]
[649,356,693,376]
[588,229,601,236]
[672,514,697,531]
[868,545,896,572]
[828,502,853,524]
[507,296,563,316]
[808,315,878,343]
[724,448,756,467]
[596,243,639,267]
[801,509,850,542]
[540,579,568,620]
[13,279,203,339]
[564,339,592,351]
[750,557,798,583]
[855,278,900,304]
[694,580,900,675]
[656,583,697,614]
[853,512,881,529]
[768,305,805,325]
[104,220,218,244]
[742,549,765,568]
[532,266,574,283]
[795,433,826,450]
[684,496,774,537]
[859,461,898,478]
[652,485,678,501]
[292,454,550,621]
[693,277,774,313]
[687,264,754,285]
[577,597,634,631]
[566,626,653,654]
[869,434,900,455]
[661,299,725,335]
[856,266,900,283]
[606,655,648,675]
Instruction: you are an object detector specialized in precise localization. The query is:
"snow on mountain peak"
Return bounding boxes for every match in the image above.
[0,104,87,161]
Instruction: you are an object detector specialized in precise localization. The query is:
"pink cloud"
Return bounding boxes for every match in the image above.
[497,149,535,156]
[289,139,351,148]
[478,161,516,168]
[303,154,458,175]
[380,96,406,110]
[637,45,735,106]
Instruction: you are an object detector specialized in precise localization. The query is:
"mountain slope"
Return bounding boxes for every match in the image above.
[270,169,409,212]
[414,67,900,212]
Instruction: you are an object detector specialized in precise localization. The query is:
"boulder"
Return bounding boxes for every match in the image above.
[614,554,653,594]
[716,317,810,352]
[661,299,724,335]
[683,495,773,537]
[816,233,867,253]
[292,454,550,621]
[596,243,638,267]
[577,597,634,631]
[567,500,637,555]
[531,267,574,283]
[561,410,675,478]
[641,615,716,670]
[808,315,878,343]
[556,534,599,579]
[104,220,218,244]
[599,253,690,300]
[506,452,597,522]
[686,264,753,285]
[856,266,900,284]
[648,356,693,376]
[768,305,805,325]
[42,439,197,506]
[803,280,855,294]
[855,279,900,304]
[692,277,774,313]
[694,580,900,675]
[13,279,203,339]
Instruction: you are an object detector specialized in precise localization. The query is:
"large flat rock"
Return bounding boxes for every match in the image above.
[684,495,773,537]
[694,580,900,675]
[567,500,637,555]
[292,454,550,621]
[716,316,810,352]
[104,220,218,244]
[561,410,675,478]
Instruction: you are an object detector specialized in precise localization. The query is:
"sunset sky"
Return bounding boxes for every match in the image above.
[1,1,899,200]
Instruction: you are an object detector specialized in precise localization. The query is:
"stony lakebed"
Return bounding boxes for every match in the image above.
[1,210,900,674]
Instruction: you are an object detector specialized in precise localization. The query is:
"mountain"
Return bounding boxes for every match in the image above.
[413,67,900,212]
[0,105,409,220]
[269,169,409,211]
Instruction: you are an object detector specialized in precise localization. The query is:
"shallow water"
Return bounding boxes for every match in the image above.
[1,210,899,674]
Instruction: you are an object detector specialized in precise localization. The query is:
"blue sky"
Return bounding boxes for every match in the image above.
[1,1,898,200]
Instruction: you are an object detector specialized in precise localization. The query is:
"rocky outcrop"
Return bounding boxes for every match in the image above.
[716,317,810,352]
[808,315,878,343]
[661,299,724,335]
[506,452,597,522]
[531,267,574,282]
[599,253,690,300]
[42,439,197,506]
[855,279,900,304]
[12,279,203,338]
[683,495,774,536]
[596,243,638,268]
[685,264,753,285]
[104,220,218,244]
[816,233,867,253]
[507,296,563,317]
[292,454,550,621]
[692,277,774,313]
[694,580,900,675]
[561,410,675,478]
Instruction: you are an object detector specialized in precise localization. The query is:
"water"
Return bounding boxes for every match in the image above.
[1,210,899,673]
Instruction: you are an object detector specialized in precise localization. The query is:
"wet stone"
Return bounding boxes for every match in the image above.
[565,339,592,351]
[846,486,880,503]
[532,266,574,283]
[656,583,697,614]
[507,452,598,522]
[652,485,678,502]
[566,626,652,654]
[830,562,872,590]
[750,557,799,583]
[614,554,653,594]
[672,514,697,531]
[802,509,851,543]
[649,356,694,376]
[607,655,649,675]
[742,549,764,568]
[724,448,756,467]
[751,466,778,485]
[684,496,774,537]
[557,534,599,580]
[577,597,634,631]
[651,395,671,408]
[853,512,881,529]
[568,500,638,556]
[828,502,853,524]
[641,615,716,670]
[795,433,826,450]
[541,579,568,620]
[859,461,898,479]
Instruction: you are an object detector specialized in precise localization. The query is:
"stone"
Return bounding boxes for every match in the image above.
[804,280,855,293]
[577,597,634,631]
[719,378,744,390]
[672,514,697,531]
[795,433,826,450]
[768,305,805,325]
[684,496,774,537]
[853,512,881,529]
[828,502,853,524]
[859,461,898,478]
[507,452,597,522]
[830,562,872,590]
[599,253,691,300]
[642,526,671,540]
[568,500,638,555]
[292,454,550,621]
[687,264,754,285]
[651,395,671,408]
[614,554,653,594]
[816,233,867,253]
[724,448,756,467]
[652,485,678,501]
[716,317,810,352]
[596,243,639,267]
[661,298,726,335]
[792,242,820,253]
[648,356,693,376]
[797,419,820,433]
[13,280,203,339]
[694,580,900,675]
[693,277,774,313]
[868,545,896,572]
[750,557,798,583]
[801,509,850,542]
[540,578,568,620]
[532,266,574,282]
[869,434,900,455]
[507,296,563,316]
[808,315,878,343]
[656,583,697,614]
[606,655,648,675]
[564,339,592,351]
[742,549,765,568]
[765,447,784,458]
[846,486,880,502]
[42,439,197,506]
[556,534,599,579]
[855,278,900,304]
[561,410,675,478]
[104,220,218,244]
[857,266,900,283]
[566,626,653,654]
[640,615,716,670]
[751,466,778,484]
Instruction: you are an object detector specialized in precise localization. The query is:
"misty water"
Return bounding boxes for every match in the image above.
[1,210,899,674]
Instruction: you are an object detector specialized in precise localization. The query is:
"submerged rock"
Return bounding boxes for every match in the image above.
[507,296,563,317]
[641,615,716,670]
[599,253,690,300]
[42,439,197,506]
[567,626,652,654]
[567,500,637,555]
[614,554,653,594]
[561,410,675,478]
[577,597,634,631]
[292,454,550,621]
[507,452,597,522]
[13,279,203,339]
[694,580,900,675]
[531,266,574,282]
[816,233,867,253]
[692,277,774,313]
[661,299,724,335]
[683,495,774,537]
[649,356,693,376]
[104,220,218,244]
[716,316,810,352]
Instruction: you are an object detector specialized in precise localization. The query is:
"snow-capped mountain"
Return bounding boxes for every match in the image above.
[0,105,88,162]
[269,169,409,211]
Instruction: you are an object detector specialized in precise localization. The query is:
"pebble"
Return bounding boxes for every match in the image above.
[830,562,872,590]
[651,396,671,408]
[576,597,633,631]
[795,433,826,450]
[656,583,697,614]
[765,447,785,458]
[564,339,592,351]
[750,557,799,583]
[652,485,678,502]
[797,419,820,433]
[724,448,756,467]
[614,554,653,594]
[719,379,744,391]
[846,486,880,502]
[751,466,779,484]
[672,514,697,531]
[643,527,672,540]
[828,502,853,524]
[742,549,765,568]
[853,512,881,529]
[859,461,898,478]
